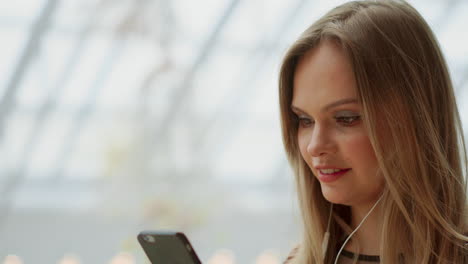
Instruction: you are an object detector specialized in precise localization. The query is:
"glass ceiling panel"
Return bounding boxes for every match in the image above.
[412,0,447,28]
[61,112,138,180]
[212,119,284,183]
[1,112,36,174]
[437,1,468,81]
[52,0,101,32]
[95,37,162,110]
[190,46,247,117]
[172,0,231,43]
[62,116,114,180]
[217,0,296,47]
[246,50,282,121]
[0,28,28,97]
[275,0,349,53]
[39,29,78,90]
[146,66,188,121]
[14,49,52,110]
[25,111,73,179]
[55,33,115,109]
[0,1,46,24]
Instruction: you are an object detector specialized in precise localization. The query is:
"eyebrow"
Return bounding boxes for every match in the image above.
[290,98,358,115]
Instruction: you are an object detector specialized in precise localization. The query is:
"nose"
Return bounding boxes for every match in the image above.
[306,125,336,157]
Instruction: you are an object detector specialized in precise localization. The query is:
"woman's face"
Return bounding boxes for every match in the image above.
[291,40,384,207]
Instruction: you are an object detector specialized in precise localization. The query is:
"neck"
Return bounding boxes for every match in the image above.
[344,201,383,256]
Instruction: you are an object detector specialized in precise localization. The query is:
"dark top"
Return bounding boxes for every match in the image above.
[340,249,380,263]
[283,246,380,264]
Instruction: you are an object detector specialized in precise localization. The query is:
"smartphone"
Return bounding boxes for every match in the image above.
[137,230,202,264]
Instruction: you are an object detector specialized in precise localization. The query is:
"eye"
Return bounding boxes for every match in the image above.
[335,115,361,126]
[294,115,314,128]
[299,117,314,128]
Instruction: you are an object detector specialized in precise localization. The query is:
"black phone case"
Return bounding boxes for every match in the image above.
[137,231,202,264]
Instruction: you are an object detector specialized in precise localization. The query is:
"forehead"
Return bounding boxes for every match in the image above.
[292,40,358,110]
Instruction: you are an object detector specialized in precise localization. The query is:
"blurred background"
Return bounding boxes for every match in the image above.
[0,0,467,263]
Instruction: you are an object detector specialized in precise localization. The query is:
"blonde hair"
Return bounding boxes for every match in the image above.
[279,1,468,263]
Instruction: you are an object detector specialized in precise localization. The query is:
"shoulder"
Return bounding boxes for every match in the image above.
[283,245,300,264]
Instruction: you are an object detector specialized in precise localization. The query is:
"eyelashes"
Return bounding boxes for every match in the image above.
[297,117,312,128]
[335,115,361,126]
[294,114,361,128]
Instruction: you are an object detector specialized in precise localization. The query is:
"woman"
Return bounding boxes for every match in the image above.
[279,1,468,263]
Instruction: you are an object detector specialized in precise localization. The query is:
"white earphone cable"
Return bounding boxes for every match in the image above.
[333,194,384,264]
[322,203,334,259]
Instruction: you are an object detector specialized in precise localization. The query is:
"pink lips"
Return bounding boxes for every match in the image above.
[316,168,351,183]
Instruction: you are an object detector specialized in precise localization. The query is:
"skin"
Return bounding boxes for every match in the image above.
[291,39,385,255]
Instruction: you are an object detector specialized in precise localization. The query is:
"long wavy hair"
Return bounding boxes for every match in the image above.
[279,1,468,263]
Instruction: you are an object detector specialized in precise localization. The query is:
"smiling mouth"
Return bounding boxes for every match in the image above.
[319,168,350,175]
[316,168,351,183]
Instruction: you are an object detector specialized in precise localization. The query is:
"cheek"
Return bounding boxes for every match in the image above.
[297,130,313,166]
[343,133,378,171]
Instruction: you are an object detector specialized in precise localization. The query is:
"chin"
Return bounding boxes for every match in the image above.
[320,184,353,206]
